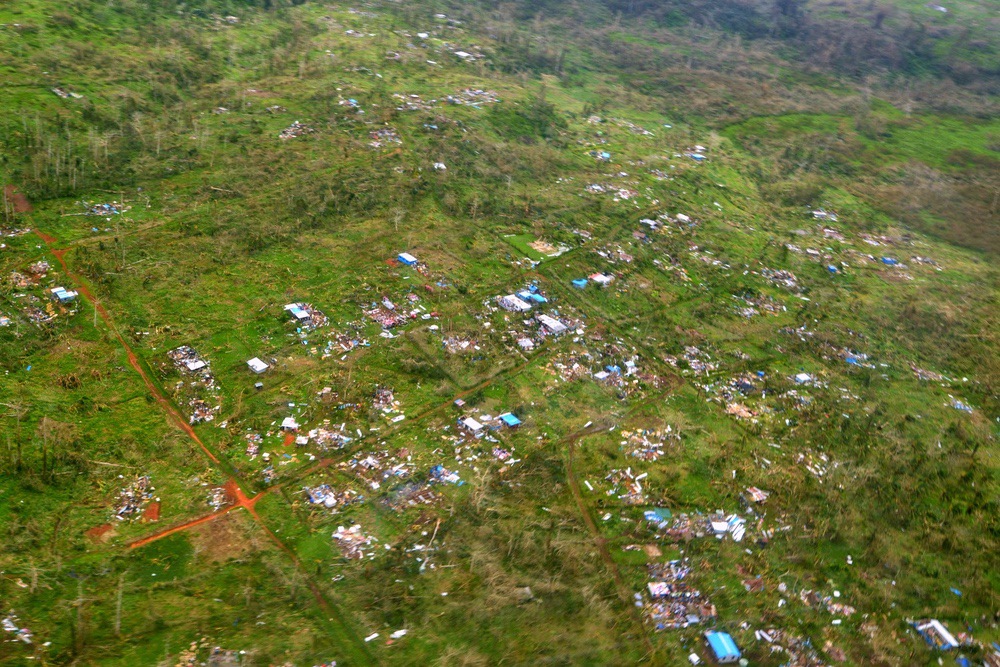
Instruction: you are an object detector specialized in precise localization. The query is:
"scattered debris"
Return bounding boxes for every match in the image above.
[279,121,314,139]
[112,476,156,521]
[642,559,717,630]
[332,524,379,559]
[1,613,32,644]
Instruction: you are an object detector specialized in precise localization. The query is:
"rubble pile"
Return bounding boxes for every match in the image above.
[799,589,856,617]
[187,397,220,424]
[332,524,379,559]
[344,449,413,490]
[24,302,56,324]
[27,261,50,276]
[393,93,437,111]
[950,396,974,413]
[2,613,32,644]
[755,628,831,666]
[613,118,654,136]
[369,127,402,148]
[642,560,717,630]
[306,422,354,450]
[546,353,595,382]
[444,88,499,106]
[585,183,641,201]
[604,467,648,505]
[687,245,732,270]
[372,387,405,422]
[321,327,368,358]
[52,87,83,99]
[244,432,262,459]
[761,268,800,291]
[429,464,462,485]
[619,427,680,461]
[594,243,634,264]
[365,304,408,328]
[81,201,129,216]
[207,486,230,510]
[112,475,155,521]
[9,271,32,288]
[663,346,718,375]
[651,511,757,543]
[305,484,363,510]
[0,227,33,238]
[441,335,479,353]
[734,292,786,318]
[279,121,315,139]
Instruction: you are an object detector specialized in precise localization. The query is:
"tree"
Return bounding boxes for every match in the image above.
[36,416,82,481]
[2,399,29,471]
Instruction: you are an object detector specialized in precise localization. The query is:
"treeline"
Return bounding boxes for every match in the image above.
[450,0,998,94]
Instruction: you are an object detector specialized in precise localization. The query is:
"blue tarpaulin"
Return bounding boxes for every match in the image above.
[499,413,521,427]
[705,631,741,663]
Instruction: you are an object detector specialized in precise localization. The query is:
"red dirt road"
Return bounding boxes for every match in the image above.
[129,506,239,549]
[42,240,221,465]
[3,185,32,213]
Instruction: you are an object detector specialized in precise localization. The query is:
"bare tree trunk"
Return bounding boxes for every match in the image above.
[115,572,126,636]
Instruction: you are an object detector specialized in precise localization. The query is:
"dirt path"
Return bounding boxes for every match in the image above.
[35,231,376,666]
[129,505,241,549]
[45,242,223,465]
[560,424,656,658]
[4,185,33,213]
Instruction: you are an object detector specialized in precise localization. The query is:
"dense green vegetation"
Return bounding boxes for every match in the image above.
[0,0,997,665]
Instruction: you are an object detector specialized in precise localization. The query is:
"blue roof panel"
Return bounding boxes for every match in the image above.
[706,632,740,660]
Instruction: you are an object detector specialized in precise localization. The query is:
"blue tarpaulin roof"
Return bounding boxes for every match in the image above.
[499,413,521,427]
[705,631,740,661]
[572,279,588,288]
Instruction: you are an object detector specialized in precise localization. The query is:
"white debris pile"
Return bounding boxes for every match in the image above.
[2,613,32,644]
[332,524,379,559]
[279,121,315,139]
